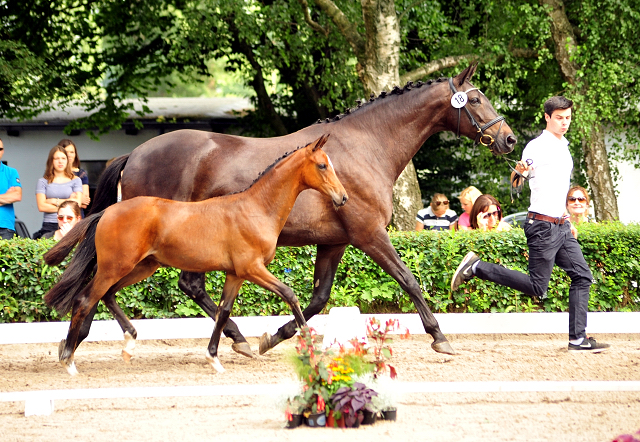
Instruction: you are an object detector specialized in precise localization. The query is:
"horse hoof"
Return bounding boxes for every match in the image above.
[231,342,254,358]
[205,351,225,373]
[61,359,78,376]
[259,333,272,355]
[122,331,136,363]
[431,340,456,355]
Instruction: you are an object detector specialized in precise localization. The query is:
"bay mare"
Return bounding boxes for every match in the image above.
[66,64,517,359]
[44,135,347,375]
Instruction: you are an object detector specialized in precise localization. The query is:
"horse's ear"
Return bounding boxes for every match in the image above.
[311,133,330,152]
[455,62,479,87]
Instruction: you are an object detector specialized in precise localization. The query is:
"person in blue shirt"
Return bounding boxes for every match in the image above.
[0,137,23,240]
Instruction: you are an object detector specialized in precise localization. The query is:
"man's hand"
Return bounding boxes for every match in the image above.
[511,160,532,188]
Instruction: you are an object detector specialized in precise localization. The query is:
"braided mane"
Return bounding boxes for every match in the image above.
[314,77,448,125]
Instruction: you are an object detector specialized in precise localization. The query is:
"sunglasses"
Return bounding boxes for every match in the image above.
[57,215,76,221]
[568,196,587,203]
[482,209,501,219]
[434,201,449,206]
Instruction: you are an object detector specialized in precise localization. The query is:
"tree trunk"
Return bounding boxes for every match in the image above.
[360,0,420,230]
[582,126,620,221]
[541,0,619,221]
[391,161,423,230]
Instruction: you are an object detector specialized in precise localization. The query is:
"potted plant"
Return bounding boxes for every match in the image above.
[370,375,398,421]
[329,382,378,427]
[284,395,307,428]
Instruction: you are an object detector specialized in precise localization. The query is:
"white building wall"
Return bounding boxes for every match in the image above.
[1,129,158,235]
[614,160,640,224]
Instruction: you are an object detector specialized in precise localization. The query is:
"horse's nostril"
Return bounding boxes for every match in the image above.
[507,135,517,146]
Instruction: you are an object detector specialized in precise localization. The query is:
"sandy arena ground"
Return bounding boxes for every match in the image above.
[1,333,639,442]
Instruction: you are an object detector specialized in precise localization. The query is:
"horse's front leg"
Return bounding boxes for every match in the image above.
[179,271,253,358]
[354,228,455,355]
[260,244,347,354]
[206,274,244,373]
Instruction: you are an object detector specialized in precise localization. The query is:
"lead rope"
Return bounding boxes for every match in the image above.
[503,157,531,203]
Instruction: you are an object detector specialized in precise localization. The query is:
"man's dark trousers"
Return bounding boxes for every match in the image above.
[474,218,592,340]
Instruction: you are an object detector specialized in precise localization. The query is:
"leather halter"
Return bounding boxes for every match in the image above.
[448,77,505,148]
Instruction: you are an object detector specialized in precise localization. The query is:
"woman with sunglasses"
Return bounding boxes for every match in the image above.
[33,145,83,239]
[415,193,458,231]
[42,201,81,240]
[469,194,511,232]
[566,186,593,226]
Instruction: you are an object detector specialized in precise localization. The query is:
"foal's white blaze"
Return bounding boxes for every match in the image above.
[326,154,335,172]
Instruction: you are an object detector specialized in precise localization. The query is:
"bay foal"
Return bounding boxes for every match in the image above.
[44,134,347,375]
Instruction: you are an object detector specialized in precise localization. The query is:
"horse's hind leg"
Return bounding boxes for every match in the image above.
[178,271,253,358]
[59,276,116,375]
[260,244,346,354]
[206,274,245,373]
[101,292,138,362]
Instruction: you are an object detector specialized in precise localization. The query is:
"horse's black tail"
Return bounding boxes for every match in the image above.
[87,154,129,216]
[43,212,103,316]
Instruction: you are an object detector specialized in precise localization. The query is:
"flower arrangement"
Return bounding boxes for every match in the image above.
[285,317,409,428]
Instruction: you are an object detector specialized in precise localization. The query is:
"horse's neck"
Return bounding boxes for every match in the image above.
[338,83,449,178]
[241,152,306,224]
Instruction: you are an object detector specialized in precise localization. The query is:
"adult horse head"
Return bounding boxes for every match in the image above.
[72,63,515,360]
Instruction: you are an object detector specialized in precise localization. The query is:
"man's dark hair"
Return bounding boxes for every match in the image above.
[544,96,573,117]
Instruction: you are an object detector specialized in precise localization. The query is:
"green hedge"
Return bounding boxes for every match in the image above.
[1,222,638,323]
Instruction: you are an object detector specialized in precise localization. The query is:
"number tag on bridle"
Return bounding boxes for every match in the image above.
[451,91,468,109]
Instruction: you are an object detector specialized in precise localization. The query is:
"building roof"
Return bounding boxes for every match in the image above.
[0,97,254,134]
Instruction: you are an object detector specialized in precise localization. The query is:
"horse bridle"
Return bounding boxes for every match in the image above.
[448,77,505,148]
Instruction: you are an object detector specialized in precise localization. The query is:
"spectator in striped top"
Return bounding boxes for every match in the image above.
[415,193,458,231]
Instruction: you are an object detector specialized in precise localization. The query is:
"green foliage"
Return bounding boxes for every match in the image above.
[1,223,638,323]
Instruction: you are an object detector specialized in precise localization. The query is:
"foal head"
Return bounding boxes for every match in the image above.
[301,134,348,208]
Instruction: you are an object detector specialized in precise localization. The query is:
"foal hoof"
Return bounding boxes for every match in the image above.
[122,331,136,363]
[259,333,272,355]
[431,340,456,355]
[122,350,133,364]
[231,342,254,358]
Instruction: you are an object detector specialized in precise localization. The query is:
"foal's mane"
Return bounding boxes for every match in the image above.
[226,144,306,196]
[314,77,449,125]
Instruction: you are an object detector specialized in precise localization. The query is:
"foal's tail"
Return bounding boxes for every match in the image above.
[43,212,103,316]
[87,154,129,216]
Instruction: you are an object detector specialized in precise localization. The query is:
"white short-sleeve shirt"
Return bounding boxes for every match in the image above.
[522,130,573,218]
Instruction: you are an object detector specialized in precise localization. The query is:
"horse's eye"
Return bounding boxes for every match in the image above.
[318,163,327,170]
[470,97,480,105]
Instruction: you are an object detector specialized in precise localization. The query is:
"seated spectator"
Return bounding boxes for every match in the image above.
[470,194,512,232]
[416,193,458,231]
[566,186,593,225]
[456,186,483,231]
[42,201,81,240]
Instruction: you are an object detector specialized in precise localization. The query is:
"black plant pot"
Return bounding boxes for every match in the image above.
[381,408,397,421]
[362,410,377,425]
[286,414,304,429]
[305,413,326,427]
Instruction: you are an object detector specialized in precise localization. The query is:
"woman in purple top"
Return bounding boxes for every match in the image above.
[33,145,82,239]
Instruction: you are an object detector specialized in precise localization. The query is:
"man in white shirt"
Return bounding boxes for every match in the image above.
[450,96,609,353]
